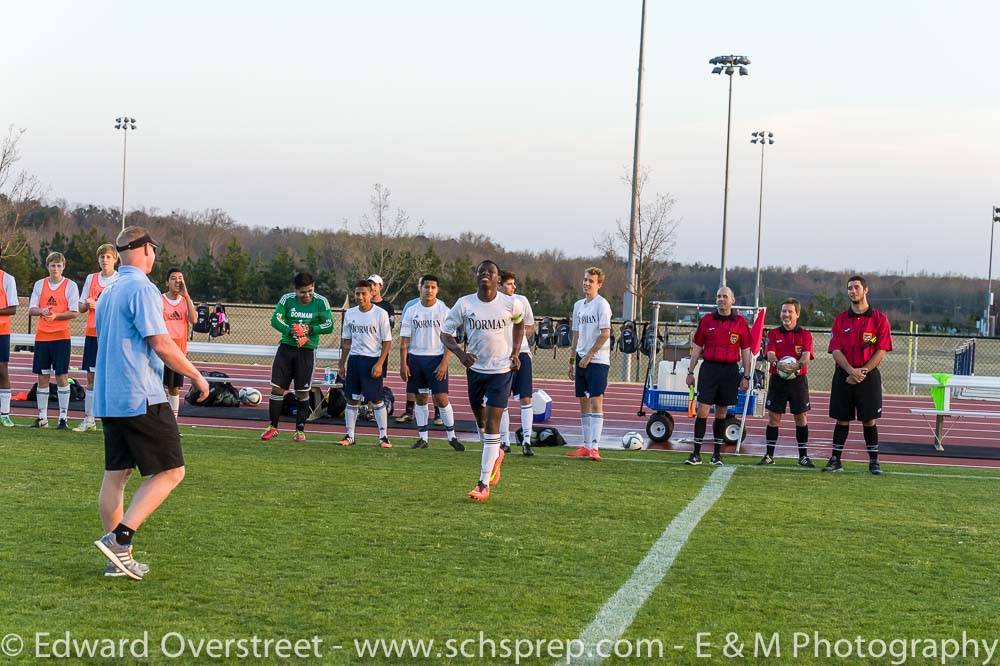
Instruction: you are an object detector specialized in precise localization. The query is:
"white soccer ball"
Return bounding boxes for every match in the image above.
[776,355,799,380]
[622,431,645,451]
[239,387,263,406]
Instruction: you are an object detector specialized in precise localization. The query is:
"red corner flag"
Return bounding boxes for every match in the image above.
[748,307,767,355]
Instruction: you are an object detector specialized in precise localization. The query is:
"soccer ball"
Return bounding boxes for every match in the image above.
[776,355,799,380]
[239,387,263,406]
[621,431,645,450]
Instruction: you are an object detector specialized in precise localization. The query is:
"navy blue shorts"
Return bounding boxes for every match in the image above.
[82,335,98,372]
[510,352,533,400]
[405,353,449,395]
[467,369,512,409]
[346,354,385,403]
[575,356,610,398]
[33,339,71,375]
[0,334,9,363]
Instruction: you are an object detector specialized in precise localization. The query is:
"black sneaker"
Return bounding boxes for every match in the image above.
[500,442,511,454]
[448,437,466,452]
[798,456,816,468]
[822,457,843,472]
[757,455,774,466]
[57,418,70,430]
[31,418,49,429]
[684,453,702,465]
[869,462,882,475]
[411,439,429,449]
[710,455,724,466]
[522,442,534,457]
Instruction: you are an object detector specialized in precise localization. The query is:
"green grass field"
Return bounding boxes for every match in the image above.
[1,420,998,664]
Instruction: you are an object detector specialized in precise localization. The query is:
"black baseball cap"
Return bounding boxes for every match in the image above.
[115,233,160,252]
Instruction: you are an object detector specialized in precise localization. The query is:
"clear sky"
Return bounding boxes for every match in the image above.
[5,1,998,276]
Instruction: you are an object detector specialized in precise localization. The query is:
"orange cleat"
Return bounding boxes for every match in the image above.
[292,430,306,442]
[566,447,590,458]
[468,481,490,502]
[260,426,279,441]
[338,436,355,446]
[488,448,506,487]
[379,436,393,449]
[588,448,602,461]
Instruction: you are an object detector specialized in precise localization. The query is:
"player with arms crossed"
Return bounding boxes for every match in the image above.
[76,244,119,432]
[339,280,393,448]
[28,252,80,429]
[441,260,525,503]
[566,267,613,461]
[161,268,197,420]
[761,298,815,466]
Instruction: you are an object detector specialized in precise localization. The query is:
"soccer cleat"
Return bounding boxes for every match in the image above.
[338,436,355,447]
[566,447,590,458]
[260,426,279,441]
[448,437,466,452]
[31,418,49,429]
[292,430,306,442]
[869,462,883,475]
[0,415,14,427]
[757,455,774,466]
[588,448,602,462]
[379,436,393,449]
[394,413,414,424]
[710,455,724,466]
[57,418,70,430]
[411,438,429,449]
[94,532,145,580]
[104,550,149,577]
[74,419,97,433]
[822,457,843,473]
[684,453,702,466]
[488,448,506,487]
[500,442,511,454]
[468,481,490,502]
[798,456,816,468]
[522,442,534,457]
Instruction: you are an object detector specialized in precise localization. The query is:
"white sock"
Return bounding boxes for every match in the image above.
[499,409,510,445]
[480,435,501,485]
[84,389,94,421]
[414,403,429,441]
[478,427,485,446]
[167,393,180,417]
[373,402,388,438]
[345,404,358,439]
[0,388,10,415]
[591,412,604,448]
[520,405,533,445]
[581,413,591,448]
[37,387,50,419]
[440,403,456,440]
[57,385,70,419]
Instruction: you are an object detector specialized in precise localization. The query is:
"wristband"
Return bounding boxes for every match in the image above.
[687,371,694,376]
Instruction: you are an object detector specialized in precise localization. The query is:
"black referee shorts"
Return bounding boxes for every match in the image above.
[103,402,184,476]
[765,375,811,415]
[829,366,883,422]
[696,361,741,407]
[270,343,316,391]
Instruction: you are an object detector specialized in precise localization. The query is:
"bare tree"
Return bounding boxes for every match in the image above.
[199,208,237,257]
[595,168,679,311]
[0,126,44,260]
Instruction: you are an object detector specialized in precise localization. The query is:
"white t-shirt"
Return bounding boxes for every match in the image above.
[572,295,613,366]
[80,271,120,298]
[29,277,81,311]
[342,305,392,358]
[400,299,450,356]
[1,272,16,308]
[443,292,524,374]
[509,294,535,357]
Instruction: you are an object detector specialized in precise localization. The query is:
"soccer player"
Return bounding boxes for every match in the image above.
[75,244,120,432]
[499,270,536,456]
[441,260,525,503]
[396,276,424,424]
[399,274,463,451]
[566,267,613,461]
[260,272,334,442]
[92,226,209,580]
[161,268,197,420]
[0,266,17,427]
[28,251,80,429]
[761,298,815,466]
[339,279,393,448]
[825,275,892,475]
[684,287,753,466]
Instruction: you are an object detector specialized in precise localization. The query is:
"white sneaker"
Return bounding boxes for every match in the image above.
[74,419,97,433]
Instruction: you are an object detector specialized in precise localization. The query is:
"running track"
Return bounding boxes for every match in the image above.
[6,352,999,469]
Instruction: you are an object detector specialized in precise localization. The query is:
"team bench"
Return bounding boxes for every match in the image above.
[908,372,1000,450]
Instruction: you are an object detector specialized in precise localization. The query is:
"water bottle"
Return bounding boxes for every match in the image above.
[324,367,334,386]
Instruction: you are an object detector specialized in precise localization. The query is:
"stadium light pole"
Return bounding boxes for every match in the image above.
[986,205,1000,335]
[709,55,750,288]
[115,116,137,231]
[750,130,774,309]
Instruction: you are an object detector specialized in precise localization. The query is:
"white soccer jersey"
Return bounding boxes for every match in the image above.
[342,305,392,357]
[29,277,80,311]
[443,292,524,374]
[510,294,535,357]
[400,300,450,356]
[572,295,613,365]
[1,272,16,308]
[81,271,120,297]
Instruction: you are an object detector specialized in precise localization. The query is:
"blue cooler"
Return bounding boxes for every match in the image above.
[532,389,553,422]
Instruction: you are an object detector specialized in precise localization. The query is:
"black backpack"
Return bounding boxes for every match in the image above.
[27,378,85,403]
[535,317,556,350]
[325,386,347,419]
[186,371,240,407]
[209,304,230,338]
[359,386,396,421]
[617,320,638,354]
[192,303,211,334]
[555,319,572,348]
[514,425,566,447]
[640,322,664,357]
[280,386,326,417]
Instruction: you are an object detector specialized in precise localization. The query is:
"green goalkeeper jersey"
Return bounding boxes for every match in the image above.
[270,292,334,350]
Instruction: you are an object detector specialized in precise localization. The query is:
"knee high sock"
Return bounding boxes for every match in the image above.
[765,425,779,458]
[84,388,94,421]
[693,417,707,455]
[0,388,10,415]
[796,425,809,458]
[863,424,878,462]
[832,424,849,459]
[580,412,592,447]
[345,404,359,439]
[480,435,501,485]
[590,412,603,449]
[295,398,309,431]
[520,405,533,445]
[57,385,70,420]
[440,403,456,440]
[712,417,726,457]
[373,403,388,438]
[268,395,283,427]
[37,386,49,419]
[404,399,415,416]
[414,403,429,441]
[499,409,510,445]
[167,393,180,418]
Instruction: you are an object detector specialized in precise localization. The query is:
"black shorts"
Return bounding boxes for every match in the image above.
[467,369,513,409]
[405,353,449,395]
[163,365,185,390]
[829,367,883,422]
[32,339,71,375]
[103,402,184,476]
[510,353,533,399]
[0,334,9,363]
[575,356,610,398]
[270,343,316,391]
[346,354,385,403]
[82,335,99,372]
[696,362,740,407]
[765,374,811,415]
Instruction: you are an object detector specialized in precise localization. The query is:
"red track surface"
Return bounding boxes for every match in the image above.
[7,352,999,469]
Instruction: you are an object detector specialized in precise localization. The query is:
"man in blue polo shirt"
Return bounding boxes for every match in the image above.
[92,226,209,581]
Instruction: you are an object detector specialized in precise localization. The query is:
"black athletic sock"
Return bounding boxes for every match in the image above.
[712,418,726,457]
[832,424,849,460]
[863,425,878,462]
[796,425,809,458]
[296,399,310,431]
[268,396,282,427]
[113,523,135,546]
[765,425,779,457]
[405,400,415,416]
[693,417,707,455]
